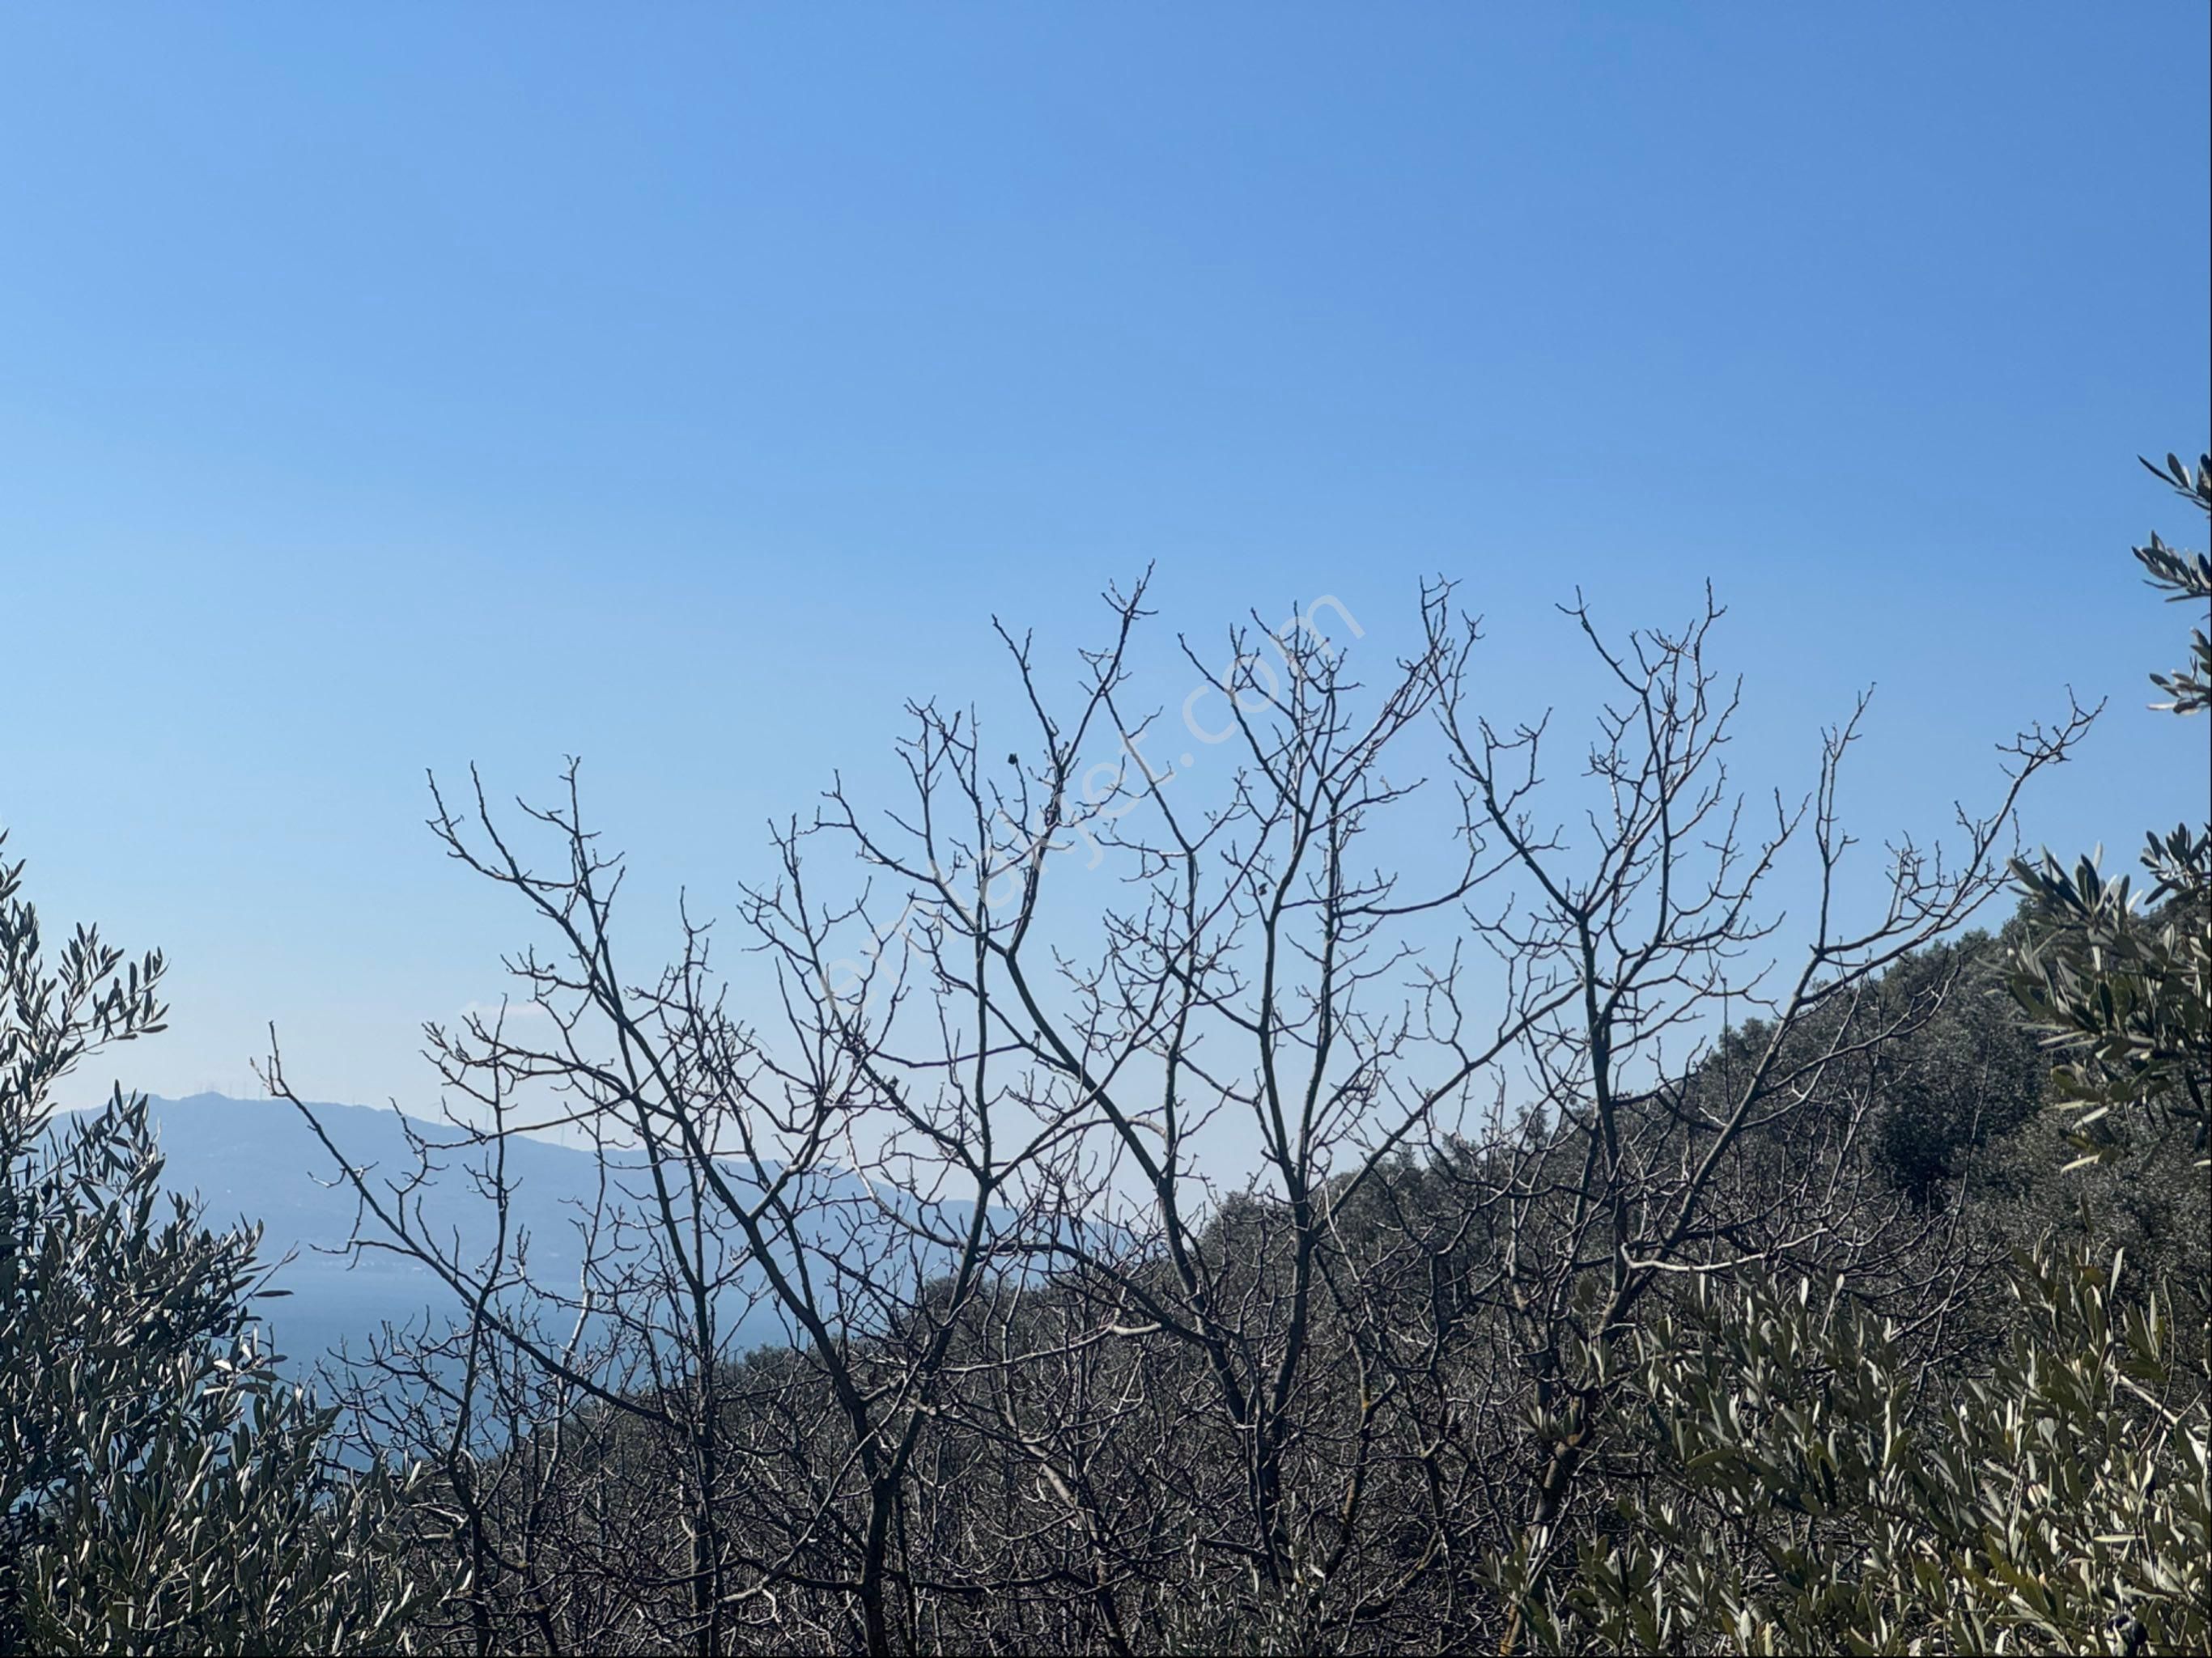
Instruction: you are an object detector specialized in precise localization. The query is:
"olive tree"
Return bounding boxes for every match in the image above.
[0,833,428,1654]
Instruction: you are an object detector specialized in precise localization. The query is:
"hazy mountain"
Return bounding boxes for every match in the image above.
[61,1094,1059,1388]
[116,1092,617,1369]
[121,1092,907,1372]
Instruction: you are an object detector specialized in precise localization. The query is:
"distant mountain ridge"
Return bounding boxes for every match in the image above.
[67,1094,1051,1381]
[98,1092,915,1373]
[111,1092,618,1370]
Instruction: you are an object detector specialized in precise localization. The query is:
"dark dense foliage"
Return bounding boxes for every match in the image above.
[4,455,2205,1654]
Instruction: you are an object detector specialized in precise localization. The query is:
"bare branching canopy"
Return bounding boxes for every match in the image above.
[247,548,2150,1655]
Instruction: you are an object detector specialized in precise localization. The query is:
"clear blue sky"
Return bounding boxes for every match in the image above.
[2,4,2205,1109]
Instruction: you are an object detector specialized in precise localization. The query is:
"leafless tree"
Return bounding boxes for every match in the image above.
[269,575,2088,1653]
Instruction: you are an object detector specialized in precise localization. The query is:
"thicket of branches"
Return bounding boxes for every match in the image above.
[3,453,2204,1655]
